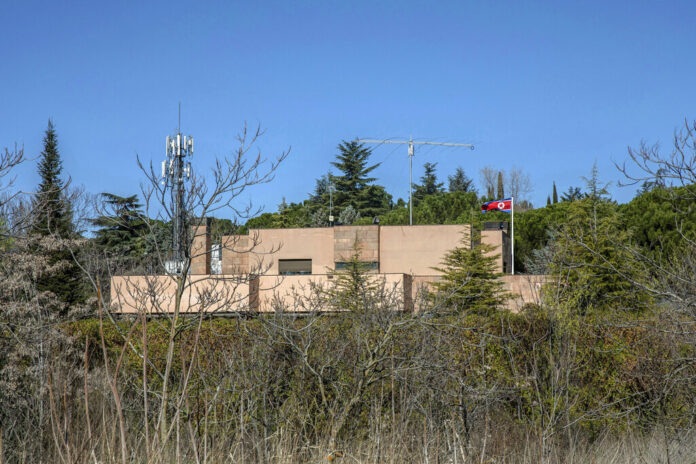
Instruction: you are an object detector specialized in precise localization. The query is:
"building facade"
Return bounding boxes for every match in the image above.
[110,223,544,314]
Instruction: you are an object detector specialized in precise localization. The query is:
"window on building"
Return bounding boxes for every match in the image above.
[279,259,312,275]
[334,261,379,271]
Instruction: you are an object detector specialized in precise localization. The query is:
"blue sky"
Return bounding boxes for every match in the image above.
[2,0,695,220]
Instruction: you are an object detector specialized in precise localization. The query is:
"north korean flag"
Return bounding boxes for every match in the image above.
[481,198,512,213]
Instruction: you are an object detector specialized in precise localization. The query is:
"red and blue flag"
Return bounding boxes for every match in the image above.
[481,198,512,213]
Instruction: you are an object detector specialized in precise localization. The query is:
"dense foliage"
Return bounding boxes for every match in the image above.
[2,121,696,462]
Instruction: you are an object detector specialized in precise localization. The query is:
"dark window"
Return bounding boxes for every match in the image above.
[279,259,312,275]
[334,261,379,271]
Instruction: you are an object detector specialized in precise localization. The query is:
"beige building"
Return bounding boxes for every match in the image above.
[111,223,545,314]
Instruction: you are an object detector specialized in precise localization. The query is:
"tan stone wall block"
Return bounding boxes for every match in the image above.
[190,221,211,275]
[333,225,380,264]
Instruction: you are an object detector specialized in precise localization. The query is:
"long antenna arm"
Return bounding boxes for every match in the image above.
[357,139,474,148]
[357,137,475,225]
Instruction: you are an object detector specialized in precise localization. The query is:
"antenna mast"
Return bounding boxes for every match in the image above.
[161,115,194,274]
[357,137,474,225]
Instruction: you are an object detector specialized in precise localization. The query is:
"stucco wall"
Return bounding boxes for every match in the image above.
[481,230,512,274]
[256,273,409,312]
[110,275,251,314]
[500,274,547,311]
[404,274,547,312]
[222,227,336,275]
[379,224,470,275]
[190,222,211,275]
[333,225,379,265]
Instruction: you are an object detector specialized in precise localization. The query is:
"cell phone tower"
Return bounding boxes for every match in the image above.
[161,130,193,273]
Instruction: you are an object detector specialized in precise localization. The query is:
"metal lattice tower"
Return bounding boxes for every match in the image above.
[161,132,193,273]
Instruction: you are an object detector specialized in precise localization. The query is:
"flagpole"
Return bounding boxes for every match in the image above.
[511,196,514,275]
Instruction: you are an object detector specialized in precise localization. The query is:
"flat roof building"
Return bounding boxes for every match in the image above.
[110,223,544,314]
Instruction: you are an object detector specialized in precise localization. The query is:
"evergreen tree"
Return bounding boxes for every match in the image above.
[309,172,331,205]
[331,140,391,217]
[549,196,650,315]
[582,160,610,201]
[432,235,508,315]
[338,204,360,225]
[30,121,86,311]
[331,141,379,197]
[547,195,551,206]
[31,120,72,236]
[414,162,444,203]
[552,181,558,204]
[448,166,476,193]
[325,241,379,313]
[561,186,583,202]
[486,185,494,198]
[497,171,505,199]
[91,193,146,256]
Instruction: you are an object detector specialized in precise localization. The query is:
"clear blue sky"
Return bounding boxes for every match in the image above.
[2,0,695,220]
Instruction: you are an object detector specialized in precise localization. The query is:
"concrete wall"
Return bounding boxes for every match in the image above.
[221,235,252,275]
[404,274,547,312]
[255,273,410,312]
[221,225,470,277]
[110,273,545,314]
[257,227,335,274]
[481,230,511,274]
[110,275,251,314]
[190,221,211,275]
[333,225,380,267]
[500,274,548,311]
[222,227,336,275]
[379,224,470,275]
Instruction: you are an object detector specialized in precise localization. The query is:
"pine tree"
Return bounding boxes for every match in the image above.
[414,162,444,203]
[338,204,360,225]
[331,140,390,217]
[326,240,379,313]
[582,160,610,201]
[309,172,331,204]
[448,166,476,193]
[30,120,86,311]
[331,141,379,197]
[549,197,650,315]
[432,236,508,315]
[91,193,146,256]
[497,171,505,199]
[31,120,73,237]
[552,181,558,204]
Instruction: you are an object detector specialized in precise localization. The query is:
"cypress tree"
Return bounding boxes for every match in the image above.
[31,120,86,311]
[547,195,551,206]
[552,181,558,204]
[32,120,73,236]
[497,171,505,198]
